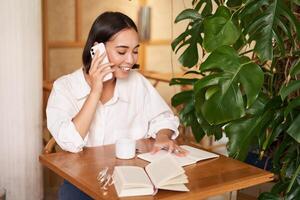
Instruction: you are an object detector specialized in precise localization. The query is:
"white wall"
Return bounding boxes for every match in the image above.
[0,0,43,199]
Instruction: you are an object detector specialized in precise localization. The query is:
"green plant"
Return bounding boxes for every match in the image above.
[171,0,300,199]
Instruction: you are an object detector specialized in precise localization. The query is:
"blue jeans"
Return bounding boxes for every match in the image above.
[59,180,93,200]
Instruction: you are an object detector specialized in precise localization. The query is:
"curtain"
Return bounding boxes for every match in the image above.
[0,0,43,199]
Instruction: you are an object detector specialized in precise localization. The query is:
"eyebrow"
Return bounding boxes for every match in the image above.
[116,44,140,49]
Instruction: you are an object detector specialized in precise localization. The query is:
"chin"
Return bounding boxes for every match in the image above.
[114,71,130,79]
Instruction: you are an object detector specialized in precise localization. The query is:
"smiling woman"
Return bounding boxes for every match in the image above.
[46,11,185,200]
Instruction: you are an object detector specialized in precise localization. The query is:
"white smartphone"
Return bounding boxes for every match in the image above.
[90,42,113,81]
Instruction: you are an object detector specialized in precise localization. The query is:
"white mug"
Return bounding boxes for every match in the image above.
[115,138,136,159]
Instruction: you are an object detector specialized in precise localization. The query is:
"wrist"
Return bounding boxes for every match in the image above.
[89,89,101,97]
[156,130,173,140]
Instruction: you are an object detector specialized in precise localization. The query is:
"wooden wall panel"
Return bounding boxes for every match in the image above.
[48,0,75,41]
[49,48,82,79]
[148,0,172,40]
[146,45,181,73]
[80,0,139,40]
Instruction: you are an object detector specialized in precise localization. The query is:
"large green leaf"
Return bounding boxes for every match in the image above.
[171,29,192,51]
[287,186,300,200]
[290,58,300,76]
[199,46,263,121]
[194,86,224,138]
[194,0,213,16]
[194,73,225,92]
[225,98,276,160]
[261,110,285,152]
[241,0,300,62]
[271,181,290,194]
[171,8,204,67]
[287,114,300,143]
[203,6,240,52]
[176,22,203,67]
[174,9,202,23]
[258,192,281,200]
[171,90,193,107]
[202,84,245,125]
[179,100,195,127]
[190,113,206,142]
[225,116,261,160]
[169,78,198,86]
[174,90,209,143]
[279,80,300,101]
[239,57,264,108]
[284,97,300,118]
[227,0,243,7]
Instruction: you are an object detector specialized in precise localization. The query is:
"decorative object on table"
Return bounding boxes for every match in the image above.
[112,155,189,197]
[138,145,219,167]
[97,167,113,191]
[170,0,300,199]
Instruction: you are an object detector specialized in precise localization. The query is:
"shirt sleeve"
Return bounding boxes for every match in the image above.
[46,81,87,153]
[141,76,180,139]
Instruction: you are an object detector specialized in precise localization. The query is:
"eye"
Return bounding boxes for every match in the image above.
[133,51,139,55]
[117,51,126,55]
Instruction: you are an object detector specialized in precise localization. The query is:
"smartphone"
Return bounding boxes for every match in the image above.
[90,43,113,81]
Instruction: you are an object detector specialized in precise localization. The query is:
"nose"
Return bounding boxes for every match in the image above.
[125,53,135,64]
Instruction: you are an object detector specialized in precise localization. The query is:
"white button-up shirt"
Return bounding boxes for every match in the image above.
[46,68,179,153]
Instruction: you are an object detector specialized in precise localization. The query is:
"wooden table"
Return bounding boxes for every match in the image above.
[39,139,274,200]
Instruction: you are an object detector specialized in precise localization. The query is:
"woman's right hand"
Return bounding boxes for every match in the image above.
[88,50,115,95]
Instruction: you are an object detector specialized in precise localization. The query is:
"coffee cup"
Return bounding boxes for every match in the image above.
[115,138,136,159]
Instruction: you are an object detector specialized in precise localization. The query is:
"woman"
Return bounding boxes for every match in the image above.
[46,11,185,199]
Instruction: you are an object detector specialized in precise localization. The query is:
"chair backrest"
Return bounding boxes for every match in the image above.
[43,137,56,154]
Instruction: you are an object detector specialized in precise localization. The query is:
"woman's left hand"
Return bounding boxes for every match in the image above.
[151,130,188,157]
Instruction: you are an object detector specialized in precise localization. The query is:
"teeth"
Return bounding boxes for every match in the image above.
[120,67,130,71]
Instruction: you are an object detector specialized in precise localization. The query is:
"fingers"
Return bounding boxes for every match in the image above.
[173,146,189,157]
[167,141,175,153]
[90,51,108,74]
[151,141,189,157]
[92,64,114,81]
[150,145,161,154]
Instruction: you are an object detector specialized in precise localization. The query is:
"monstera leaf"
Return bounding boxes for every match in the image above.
[195,46,264,125]
[203,6,240,52]
[194,0,213,16]
[171,9,203,67]
[240,0,300,62]
[225,97,279,160]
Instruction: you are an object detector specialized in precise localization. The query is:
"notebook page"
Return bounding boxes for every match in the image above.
[163,173,188,185]
[138,150,196,167]
[180,145,219,162]
[145,155,185,187]
[114,166,153,188]
[158,184,189,192]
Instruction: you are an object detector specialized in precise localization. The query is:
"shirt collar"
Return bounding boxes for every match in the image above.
[113,77,130,103]
[70,68,130,103]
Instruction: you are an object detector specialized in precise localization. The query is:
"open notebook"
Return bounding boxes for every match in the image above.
[138,145,219,167]
[112,155,189,197]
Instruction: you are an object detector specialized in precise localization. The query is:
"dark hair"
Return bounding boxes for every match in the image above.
[82,11,138,73]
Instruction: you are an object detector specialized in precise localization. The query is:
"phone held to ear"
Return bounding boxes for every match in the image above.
[90,42,113,82]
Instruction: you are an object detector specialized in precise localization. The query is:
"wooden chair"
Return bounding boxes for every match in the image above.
[43,137,57,154]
